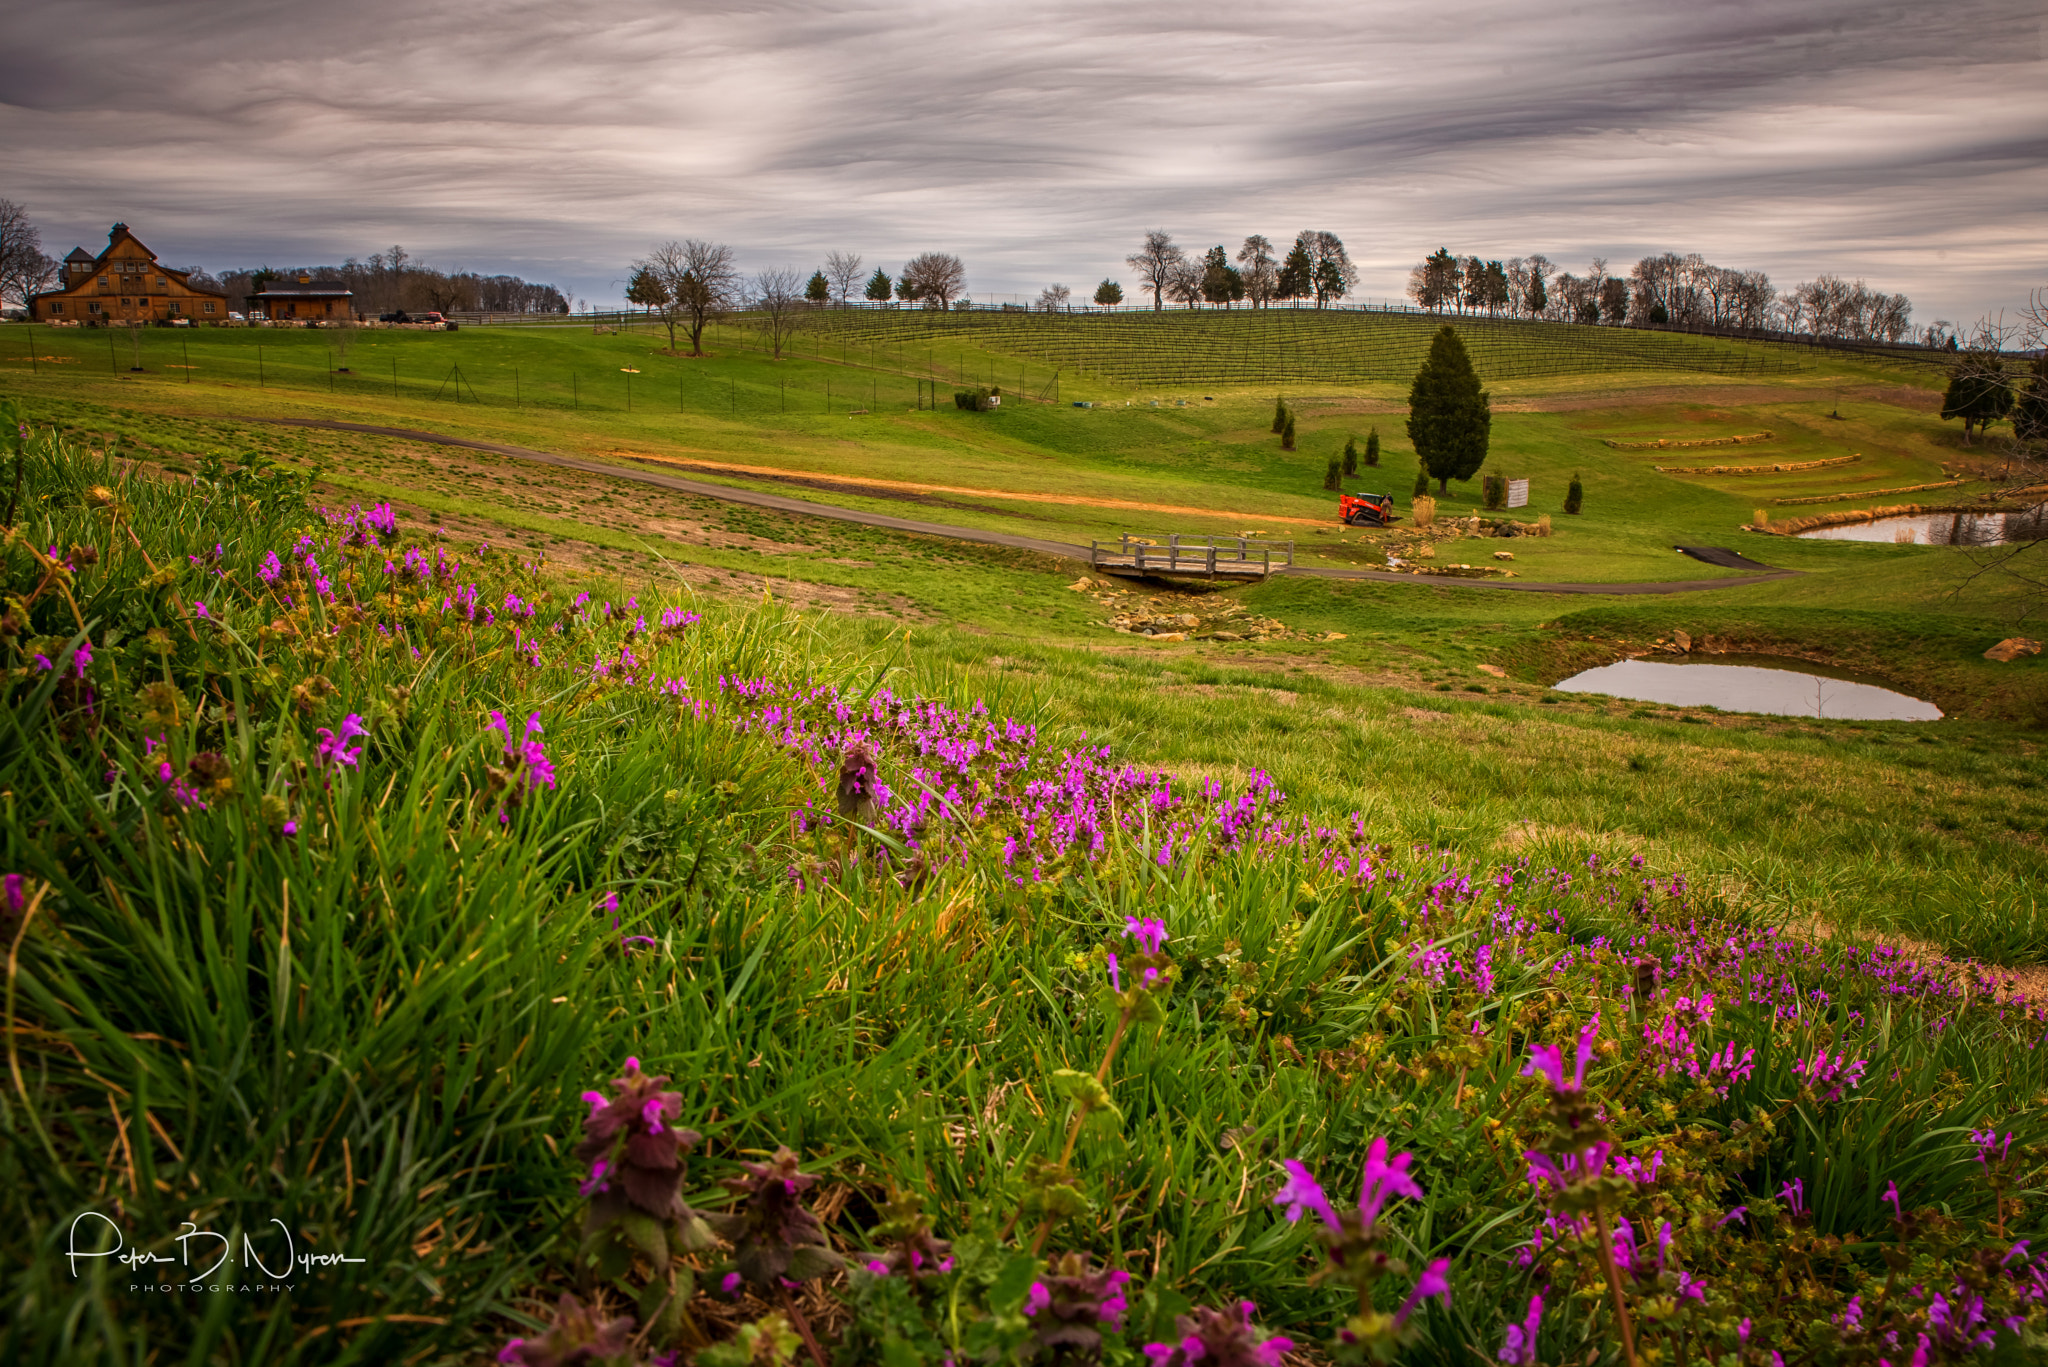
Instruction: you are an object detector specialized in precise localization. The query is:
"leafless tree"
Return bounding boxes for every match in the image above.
[630,239,738,355]
[1126,230,1185,311]
[752,267,807,359]
[824,250,864,306]
[1037,282,1072,312]
[1164,256,1205,309]
[899,251,966,310]
[0,199,58,309]
[1237,235,1277,308]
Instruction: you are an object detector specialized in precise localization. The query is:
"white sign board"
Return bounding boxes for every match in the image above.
[1507,478,1530,509]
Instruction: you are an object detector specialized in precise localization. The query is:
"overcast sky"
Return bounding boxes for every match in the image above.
[4,0,2044,322]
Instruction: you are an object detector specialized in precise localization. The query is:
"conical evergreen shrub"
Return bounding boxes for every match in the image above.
[1281,414,1297,451]
[1407,326,1491,494]
[1565,473,1585,514]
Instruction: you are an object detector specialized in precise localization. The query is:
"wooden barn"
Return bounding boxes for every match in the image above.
[29,223,229,324]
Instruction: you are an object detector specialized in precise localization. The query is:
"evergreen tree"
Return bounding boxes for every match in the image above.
[2013,356,2048,449]
[1365,426,1381,466]
[1406,326,1492,494]
[1526,268,1547,317]
[1093,278,1123,305]
[1941,354,2016,444]
[1271,397,1288,434]
[1275,241,1313,302]
[864,268,893,302]
[1565,473,1584,514]
[1413,465,1430,497]
[1342,435,1358,477]
[1323,457,1342,491]
[804,271,829,304]
[1281,413,1297,451]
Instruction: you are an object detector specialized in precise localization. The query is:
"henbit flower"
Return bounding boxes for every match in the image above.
[1143,1301,1292,1367]
[1273,1159,1341,1232]
[3,873,24,913]
[496,1293,633,1367]
[193,601,210,619]
[1356,1136,1424,1230]
[1107,951,1122,994]
[721,1272,743,1298]
[1497,1294,1543,1365]
[315,713,367,768]
[1972,1128,2014,1167]
[1024,1282,1052,1317]
[1394,1257,1451,1325]
[1123,915,1169,955]
[1780,1178,1806,1218]
[1523,1019,1598,1093]
[1884,1181,1904,1222]
[282,820,298,837]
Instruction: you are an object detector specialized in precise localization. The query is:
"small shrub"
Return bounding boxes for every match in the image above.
[1412,495,1436,527]
[1365,426,1381,466]
[1342,436,1358,477]
[1565,473,1585,514]
[1537,514,1552,537]
[1323,457,1342,491]
[1483,473,1508,510]
[1281,414,1297,451]
[1755,508,1770,525]
[1271,397,1288,434]
[1413,466,1430,498]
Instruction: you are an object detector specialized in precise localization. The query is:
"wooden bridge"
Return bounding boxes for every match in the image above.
[1089,533,1295,581]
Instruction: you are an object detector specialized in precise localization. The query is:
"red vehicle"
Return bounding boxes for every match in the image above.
[1339,492,1399,526]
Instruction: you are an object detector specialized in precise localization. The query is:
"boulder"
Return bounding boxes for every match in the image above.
[1673,630,1692,652]
[1984,637,2043,662]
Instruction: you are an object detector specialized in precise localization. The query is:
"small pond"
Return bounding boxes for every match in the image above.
[1552,655,1942,721]
[1796,504,2048,545]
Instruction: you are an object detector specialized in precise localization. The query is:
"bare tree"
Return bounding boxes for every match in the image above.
[1237,235,1278,308]
[824,250,864,306]
[900,251,966,310]
[1165,257,1205,309]
[630,240,738,355]
[0,199,57,310]
[752,267,807,359]
[1126,230,1185,311]
[1037,282,1072,311]
[1306,231,1359,308]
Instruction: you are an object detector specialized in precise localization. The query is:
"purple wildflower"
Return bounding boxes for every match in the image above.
[3,874,24,913]
[315,714,367,768]
[1497,1294,1543,1364]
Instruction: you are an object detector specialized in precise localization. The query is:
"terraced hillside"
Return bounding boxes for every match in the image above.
[810,305,1808,388]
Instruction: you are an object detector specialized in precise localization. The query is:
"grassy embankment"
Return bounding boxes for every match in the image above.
[1,314,2044,969]
[2,426,2043,1367]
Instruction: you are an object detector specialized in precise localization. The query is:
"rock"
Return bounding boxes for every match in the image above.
[1149,632,1187,642]
[1206,631,1243,642]
[1173,613,1199,629]
[1673,630,1692,652]
[1067,577,1093,591]
[1984,637,2043,662]
[1479,664,1506,677]
[1493,551,1515,561]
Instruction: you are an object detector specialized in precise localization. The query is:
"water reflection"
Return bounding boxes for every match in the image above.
[1552,656,1941,721]
[1797,504,2048,545]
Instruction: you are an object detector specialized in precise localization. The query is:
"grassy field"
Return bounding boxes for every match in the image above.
[2,420,2043,1366]
[3,312,2044,969]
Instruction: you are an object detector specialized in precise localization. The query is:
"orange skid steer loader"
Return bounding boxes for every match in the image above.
[1339,492,1399,527]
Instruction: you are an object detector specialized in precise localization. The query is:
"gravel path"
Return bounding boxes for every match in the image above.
[237,416,1799,597]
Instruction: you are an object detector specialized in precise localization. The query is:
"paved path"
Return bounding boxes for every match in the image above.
[238,416,1798,597]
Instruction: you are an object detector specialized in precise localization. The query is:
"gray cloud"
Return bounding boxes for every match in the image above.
[2,0,2043,321]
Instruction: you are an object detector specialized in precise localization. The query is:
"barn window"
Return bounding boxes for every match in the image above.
[51,302,64,314]
[88,302,100,313]
[204,302,215,313]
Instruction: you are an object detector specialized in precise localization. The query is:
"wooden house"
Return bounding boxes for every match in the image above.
[250,272,354,321]
[29,223,229,324]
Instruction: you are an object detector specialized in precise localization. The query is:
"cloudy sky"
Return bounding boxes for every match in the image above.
[4,0,2045,322]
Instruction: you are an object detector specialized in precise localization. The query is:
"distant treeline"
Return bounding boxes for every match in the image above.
[193,246,568,315]
[1405,248,1924,346]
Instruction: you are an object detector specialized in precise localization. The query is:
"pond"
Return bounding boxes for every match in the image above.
[1552,655,1942,721]
[1796,504,2048,545]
